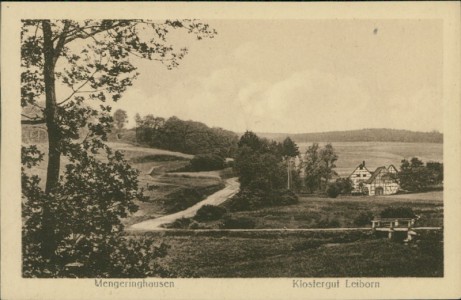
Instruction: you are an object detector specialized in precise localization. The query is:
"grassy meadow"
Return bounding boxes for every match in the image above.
[132,189,443,278]
[217,192,444,229]
[132,229,443,277]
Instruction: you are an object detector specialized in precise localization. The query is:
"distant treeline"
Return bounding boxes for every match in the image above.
[132,115,239,157]
[257,128,443,144]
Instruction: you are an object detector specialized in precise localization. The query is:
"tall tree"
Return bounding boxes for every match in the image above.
[22,19,215,193]
[319,143,338,186]
[21,19,216,276]
[303,143,338,192]
[281,137,300,189]
[281,137,299,157]
[113,109,128,131]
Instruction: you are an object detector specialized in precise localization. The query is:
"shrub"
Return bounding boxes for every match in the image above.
[227,188,298,211]
[271,189,299,206]
[227,189,265,211]
[188,153,225,171]
[194,205,227,221]
[354,211,374,226]
[335,178,353,194]
[165,217,191,229]
[130,154,188,163]
[220,216,256,229]
[326,183,341,198]
[163,183,224,213]
[380,207,416,218]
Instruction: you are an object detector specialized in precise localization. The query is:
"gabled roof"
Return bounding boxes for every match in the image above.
[366,166,386,184]
[348,163,372,178]
[388,164,398,172]
[366,166,400,184]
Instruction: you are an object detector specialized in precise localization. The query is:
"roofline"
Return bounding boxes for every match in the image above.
[348,163,372,178]
[388,164,398,171]
[366,166,387,184]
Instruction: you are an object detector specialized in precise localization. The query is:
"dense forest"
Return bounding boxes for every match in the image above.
[129,115,239,157]
[257,128,443,144]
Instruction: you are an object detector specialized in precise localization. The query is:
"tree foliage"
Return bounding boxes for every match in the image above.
[187,153,226,172]
[302,143,338,193]
[231,131,298,210]
[21,19,216,277]
[354,211,374,226]
[234,132,286,191]
[134,115,238,157]
[194,205,227,222]
[113,109,128,130]
[281,137,300,157]
[326,183,341,198]
[380,207,416,219]
[399,157,443,192]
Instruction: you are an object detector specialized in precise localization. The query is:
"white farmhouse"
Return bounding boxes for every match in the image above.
[349,162,399,195]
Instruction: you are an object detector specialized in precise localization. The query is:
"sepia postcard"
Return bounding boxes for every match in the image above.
[1,2,460,300]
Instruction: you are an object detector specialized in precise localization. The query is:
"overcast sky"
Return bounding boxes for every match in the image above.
[110,19,443,133]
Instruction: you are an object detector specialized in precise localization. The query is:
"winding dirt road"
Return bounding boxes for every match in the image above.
[129,177,240,230]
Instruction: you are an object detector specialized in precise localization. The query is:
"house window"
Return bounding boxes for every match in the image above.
[363,174,367,177]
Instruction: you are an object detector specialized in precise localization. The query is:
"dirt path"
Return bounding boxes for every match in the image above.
[129,177,240,230]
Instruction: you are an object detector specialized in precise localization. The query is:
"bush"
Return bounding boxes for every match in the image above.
[220,216,256,229]
[272,189,299,206]
[227,189,265,211]
[335,178,353,195]
[326,183,341,198]
[188,153,225,171]
[194,205,227,222]
[130,154,188,163]
[227,188,298,211]
[380,207,416,218]
[163,183,224,213]
[165,217,191,229]
[354,211,374,226]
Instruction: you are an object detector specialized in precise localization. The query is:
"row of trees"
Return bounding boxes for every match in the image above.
[134,114,239,157]
[232,132,348,204]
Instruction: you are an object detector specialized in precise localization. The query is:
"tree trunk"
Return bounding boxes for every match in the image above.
[41,20,60,258]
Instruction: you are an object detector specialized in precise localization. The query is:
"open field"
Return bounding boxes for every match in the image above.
[297,141,443,176]
[130,230,443,277]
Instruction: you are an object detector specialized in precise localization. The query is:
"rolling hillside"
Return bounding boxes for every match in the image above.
[256,128,443,144]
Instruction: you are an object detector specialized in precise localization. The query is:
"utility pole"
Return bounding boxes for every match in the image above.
[287,157,291,190]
